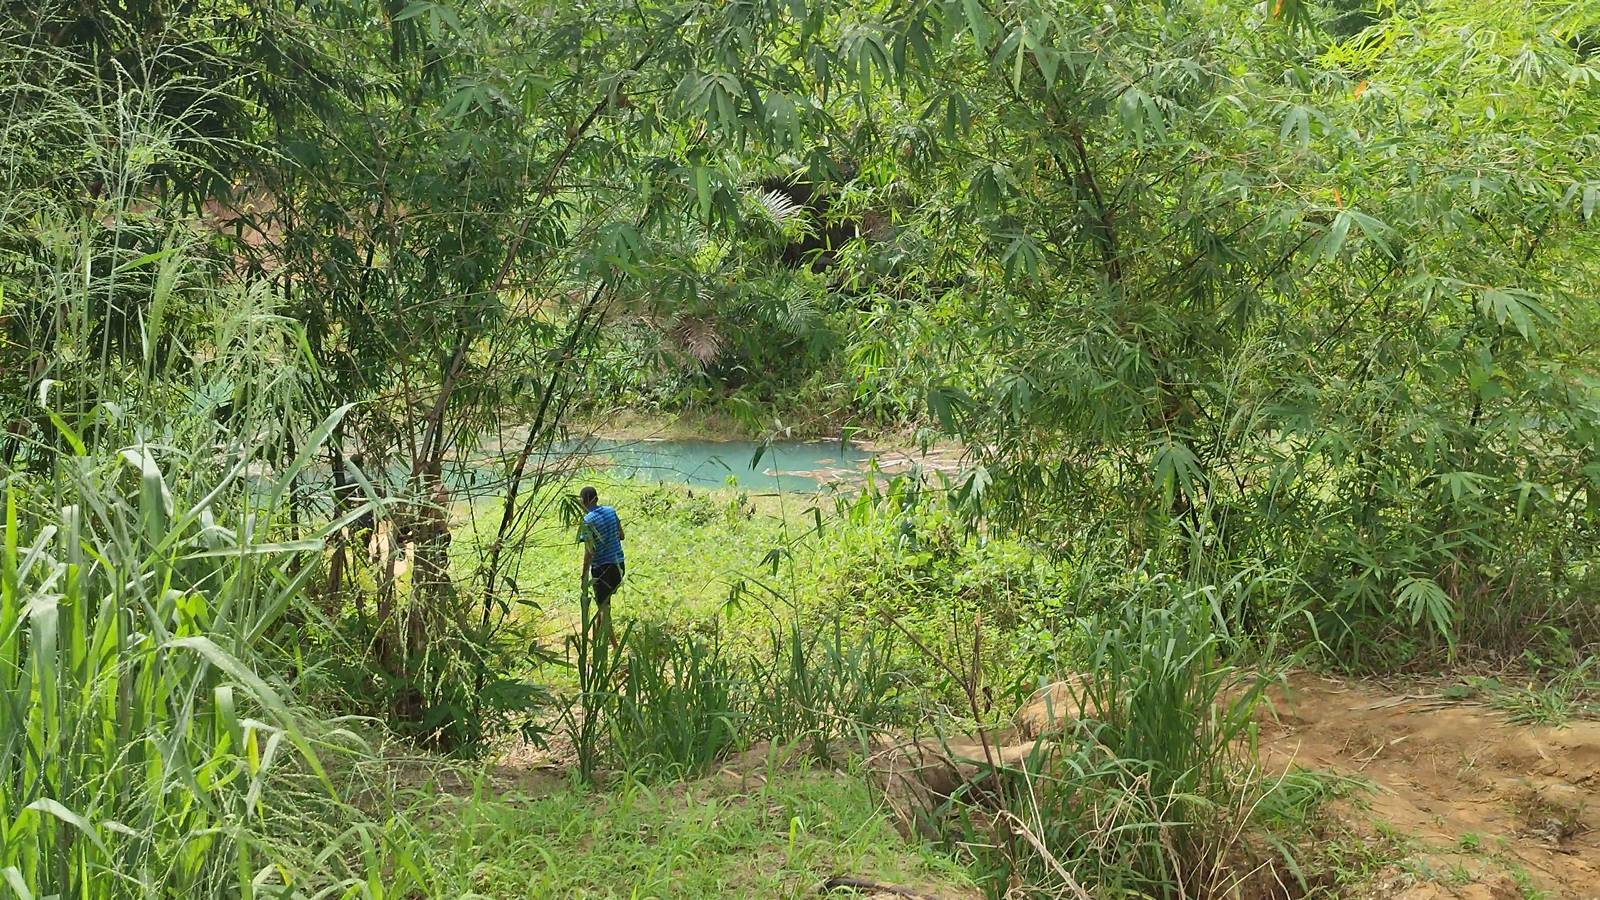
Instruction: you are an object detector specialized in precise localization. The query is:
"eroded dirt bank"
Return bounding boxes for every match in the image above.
[1262,673,1598,900]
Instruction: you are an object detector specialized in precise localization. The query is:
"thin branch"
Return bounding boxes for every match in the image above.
[412,13,689,481]
[819,876,949,900]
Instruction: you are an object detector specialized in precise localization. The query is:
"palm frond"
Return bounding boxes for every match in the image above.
[769,285,820,336]
[670,316,723,365]
[750,188,806,225]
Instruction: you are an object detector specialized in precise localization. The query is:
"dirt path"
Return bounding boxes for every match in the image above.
[1261,673,1599,900]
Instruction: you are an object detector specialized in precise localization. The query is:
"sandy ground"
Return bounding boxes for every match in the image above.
[1261,673,1598,900]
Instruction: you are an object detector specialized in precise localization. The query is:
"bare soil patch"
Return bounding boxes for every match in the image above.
[1261,673,1599,900]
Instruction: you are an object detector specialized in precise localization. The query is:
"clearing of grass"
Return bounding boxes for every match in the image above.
[384,764,979,900]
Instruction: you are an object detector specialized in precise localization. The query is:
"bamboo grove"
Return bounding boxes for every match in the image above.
[1,0,1598,895]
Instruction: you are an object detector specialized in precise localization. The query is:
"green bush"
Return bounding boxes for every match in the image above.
[920,581,1276,900]
[614,622,742,779]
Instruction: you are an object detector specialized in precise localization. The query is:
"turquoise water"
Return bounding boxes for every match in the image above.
[565,437,879,493]
[330,437,936,500]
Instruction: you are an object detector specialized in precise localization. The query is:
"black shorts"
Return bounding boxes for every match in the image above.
[591,562,625,606]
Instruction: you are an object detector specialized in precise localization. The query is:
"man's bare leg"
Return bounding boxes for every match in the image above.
[596,601,619,653]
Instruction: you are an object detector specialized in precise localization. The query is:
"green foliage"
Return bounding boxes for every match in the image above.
[315,601,554,752]
[747,617,910,760]
[1072,584,1269,810]
[0,59,540,892]
[823,0,1600,665]
[615,623,742,779]
[919,588,1277,899]
[0,1,1443,895]
[819,476,1074,706]
[4,5,1595,884]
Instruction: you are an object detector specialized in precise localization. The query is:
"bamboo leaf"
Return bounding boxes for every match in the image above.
[961,0,991,52]
[265,404,353,518]
[695,168,713,223]
[394,1,432,21]
[184,539,324,560]
[112,246,181,274]
[1479,288,1551,340]
[1396,577,1454,644]
[1279,105,1311,148]
[0,868,33,900]
[1312,211,1354,263]
[1344,210,1395,258]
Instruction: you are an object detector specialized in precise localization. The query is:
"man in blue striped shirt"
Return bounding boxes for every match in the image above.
[577,486,626,641]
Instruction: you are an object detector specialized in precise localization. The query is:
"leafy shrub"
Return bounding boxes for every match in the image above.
[745,616,911,760]
[613,622,742,779]
[818,480,1072,708]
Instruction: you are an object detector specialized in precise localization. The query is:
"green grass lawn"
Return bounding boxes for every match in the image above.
[403,766,976,899]
[451,476,838,637]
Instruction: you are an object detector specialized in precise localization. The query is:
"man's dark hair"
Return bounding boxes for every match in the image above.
[580,486,599,506]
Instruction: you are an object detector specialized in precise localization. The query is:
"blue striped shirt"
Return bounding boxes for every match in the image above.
[579,506,624,566]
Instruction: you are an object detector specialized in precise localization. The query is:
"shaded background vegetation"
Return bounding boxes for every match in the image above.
[2,0,1598,896]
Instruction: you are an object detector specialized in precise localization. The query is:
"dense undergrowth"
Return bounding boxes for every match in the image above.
[500,476,1344,898]
[5,0,1599,897]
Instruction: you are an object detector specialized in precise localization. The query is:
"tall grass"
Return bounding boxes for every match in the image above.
[0,426,351,896]
[614,623,741,778]
[1011,585,1269,899]
[0,51,401,895]
[558,607,914,782]
[894,573,1279,900]
[561,585,626,783]
[748,617,907,760]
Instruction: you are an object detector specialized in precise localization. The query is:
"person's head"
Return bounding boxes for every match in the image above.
[579,486,599,510]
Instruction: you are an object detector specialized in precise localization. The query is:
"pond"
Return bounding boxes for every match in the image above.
[342,436,961,498]
[562,437,887,493]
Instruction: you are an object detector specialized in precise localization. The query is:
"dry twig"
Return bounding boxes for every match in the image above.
[994,811,1096,900]
[820,875,949,900]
